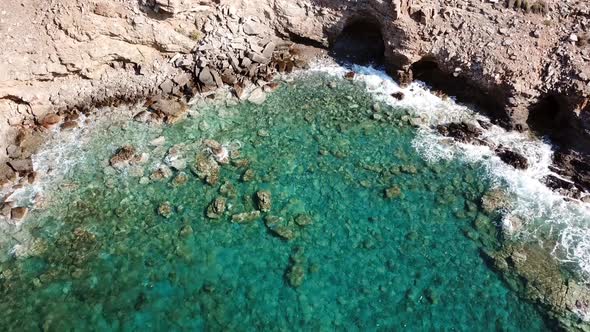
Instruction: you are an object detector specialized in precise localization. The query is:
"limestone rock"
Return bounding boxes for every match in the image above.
[158,202,173,218]
[255,190,272,212]
[109,145,136,169]
[247,88,267,105]
[206,197,226,219]
[231,211,261,223]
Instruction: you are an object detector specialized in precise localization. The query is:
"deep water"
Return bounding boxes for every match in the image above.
[0,73,550,330]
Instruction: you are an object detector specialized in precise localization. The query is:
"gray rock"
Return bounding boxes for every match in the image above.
[242,57,252,69]
[159,79,174,94]
[243,20,262,35]
[211,68,224,87]
[198,67,216,86]
[8,158,33,173]
[248,88,267,105]
[262,41,276,59]
[250,53,270,64]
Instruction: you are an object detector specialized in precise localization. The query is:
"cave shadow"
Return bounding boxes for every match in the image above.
[410,57,508,123]
[328,16,386,68]
[527,95,570,144]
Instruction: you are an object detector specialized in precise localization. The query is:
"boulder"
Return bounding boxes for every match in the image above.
[436,122,483,143]
[391,92,405,100]
[256,190,272,212]
[243,20,262,35]
[247,88,267,105]
[193,153,220,185]
[41,114,61,128]
[149,99,188,124]
[206,197,227,219]
[495,147,529,170]
[198,67,216,87]
[8,158,33,173]
[109,145,136,169]
[158,202,173,218]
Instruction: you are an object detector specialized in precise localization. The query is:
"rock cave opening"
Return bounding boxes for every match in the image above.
[330,18,385,66]
[527,95,568,143]
[410,57,506,121]
[527,95,561,136]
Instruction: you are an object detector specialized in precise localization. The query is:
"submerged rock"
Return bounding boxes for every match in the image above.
[294,213,313,227]
[219,181,237,198]
[495,147,529,170]
[206,197,227,219]
[110,145,137,169]
[270,225,298,240]
[231,211,261,223]
[248,88,267,105]
[241,169,256,182]
[193,152,220,185]
[286,247,306,288]
[172,172,189,186]
[264,215,284,227]
[150,165,173,181]
[255,191,272,212]
[286,263,305,288]
[179,225,193,238]
[384,186,402,199]
[158,202,173,218]
[481,188,509,214]
[203,139,229,164]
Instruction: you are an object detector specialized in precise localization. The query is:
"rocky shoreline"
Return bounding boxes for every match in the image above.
[2,0,590,200]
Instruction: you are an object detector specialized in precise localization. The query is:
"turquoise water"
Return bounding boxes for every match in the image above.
[0,73,550,330]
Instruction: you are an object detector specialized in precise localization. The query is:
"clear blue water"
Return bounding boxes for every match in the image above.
[0,73,549,330]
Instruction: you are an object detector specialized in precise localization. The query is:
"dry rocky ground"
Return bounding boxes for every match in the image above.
[1,0,590,329]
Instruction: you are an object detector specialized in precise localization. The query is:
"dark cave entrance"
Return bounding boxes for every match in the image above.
[527,95,570,143]
[330,18,385,66]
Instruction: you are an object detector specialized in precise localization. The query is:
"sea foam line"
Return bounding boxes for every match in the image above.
[305,60,590,281]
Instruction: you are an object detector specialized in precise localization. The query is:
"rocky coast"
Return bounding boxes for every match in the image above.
[1,0,590,330]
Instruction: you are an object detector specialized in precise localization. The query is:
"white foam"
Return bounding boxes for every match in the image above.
[305,61,590,281]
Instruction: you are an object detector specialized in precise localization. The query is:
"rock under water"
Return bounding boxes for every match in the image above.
[0,71,573,330]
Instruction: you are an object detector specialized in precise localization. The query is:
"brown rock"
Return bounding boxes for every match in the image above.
[41,114,61,128]
[10,207,28,221]
[110,145,136,168]
[61,121,79,130]
[255,190,272,212]
[8,158,33,173]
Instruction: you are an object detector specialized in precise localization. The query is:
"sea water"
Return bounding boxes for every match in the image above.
[0,70,554,330]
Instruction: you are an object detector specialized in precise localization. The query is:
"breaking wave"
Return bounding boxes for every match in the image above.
[306,61,590,281]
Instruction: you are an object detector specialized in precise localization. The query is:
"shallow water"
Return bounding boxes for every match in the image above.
[0,73,551,330]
